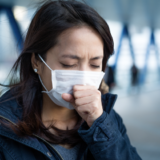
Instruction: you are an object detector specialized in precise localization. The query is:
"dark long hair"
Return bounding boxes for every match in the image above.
[0,0,114,146]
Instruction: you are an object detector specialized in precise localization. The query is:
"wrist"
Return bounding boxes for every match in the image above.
[87,111,104,127]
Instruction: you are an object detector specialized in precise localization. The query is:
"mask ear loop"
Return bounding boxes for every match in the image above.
[38,54,52,71]
[38,54,53,92]
[38,75,48,92]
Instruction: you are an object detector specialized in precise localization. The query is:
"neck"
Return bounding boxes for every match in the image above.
[41,93,78,124]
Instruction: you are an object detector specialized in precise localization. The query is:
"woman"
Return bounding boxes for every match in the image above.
[0,1,142,160]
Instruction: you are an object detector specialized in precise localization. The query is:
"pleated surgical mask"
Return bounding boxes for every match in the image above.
[38,54,105,110]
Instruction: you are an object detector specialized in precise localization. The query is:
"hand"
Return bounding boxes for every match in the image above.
[62,85,103,127]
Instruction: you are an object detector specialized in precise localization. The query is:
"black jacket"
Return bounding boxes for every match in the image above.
[0,90,142,160]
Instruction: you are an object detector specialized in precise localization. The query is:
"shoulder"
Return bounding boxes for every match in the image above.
[109,109,123,122]
[0,89,16,109]
[0,89,13,102]
[109,109,127,135]
[101,93,126,134]
[0,89,22,123]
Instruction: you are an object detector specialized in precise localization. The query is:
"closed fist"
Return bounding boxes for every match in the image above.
[62,85,103,127]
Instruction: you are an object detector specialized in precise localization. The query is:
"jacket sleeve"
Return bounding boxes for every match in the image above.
[78,109,142,160]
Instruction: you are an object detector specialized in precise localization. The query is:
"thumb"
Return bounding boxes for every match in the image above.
[61,93,75,103]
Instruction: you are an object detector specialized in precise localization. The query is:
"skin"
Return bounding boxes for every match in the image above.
[31,26,104,148]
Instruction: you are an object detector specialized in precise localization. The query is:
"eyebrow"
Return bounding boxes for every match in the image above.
[61,54,103,60]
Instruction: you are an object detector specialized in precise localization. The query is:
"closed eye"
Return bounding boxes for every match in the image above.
[61,63,75,68]
[91,65,100,68]
[61,63,100,68]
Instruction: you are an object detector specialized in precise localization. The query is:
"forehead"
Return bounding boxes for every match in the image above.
[55,26,104,58]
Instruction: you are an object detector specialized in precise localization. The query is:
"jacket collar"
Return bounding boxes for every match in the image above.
[102,92,118,113]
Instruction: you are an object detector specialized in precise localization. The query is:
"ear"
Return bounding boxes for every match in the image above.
[31,53,41,74]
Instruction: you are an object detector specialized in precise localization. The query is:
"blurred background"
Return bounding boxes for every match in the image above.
[0,0,159,159]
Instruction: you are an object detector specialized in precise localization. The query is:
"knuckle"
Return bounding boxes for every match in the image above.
[94,86,97,90]
[73,86,77,92]
[74,91,78,98]
[92,101,98,109]
[94,95,99,101]
[96,90,101,95]
[91,86,97,90]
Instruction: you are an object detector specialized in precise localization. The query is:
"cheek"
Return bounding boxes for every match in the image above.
[40,66,52,91]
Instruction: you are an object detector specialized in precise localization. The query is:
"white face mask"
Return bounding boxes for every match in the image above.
[38,54,105,110]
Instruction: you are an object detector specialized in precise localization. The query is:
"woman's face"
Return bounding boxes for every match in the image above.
[32,26,104,91]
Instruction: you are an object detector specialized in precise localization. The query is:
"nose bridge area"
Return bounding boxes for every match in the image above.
[78,63,90,71]
[78,57,92,71]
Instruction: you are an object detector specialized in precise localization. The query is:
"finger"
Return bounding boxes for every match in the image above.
[75,98,102,115]
[75,94,95,106]
[73,85,97,92]
[77,103,91,112]
[76,102,94,114]
[74,90,94,99]
[61,93,75,103]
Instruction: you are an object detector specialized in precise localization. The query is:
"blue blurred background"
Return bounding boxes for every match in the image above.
[0,0,160,159]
